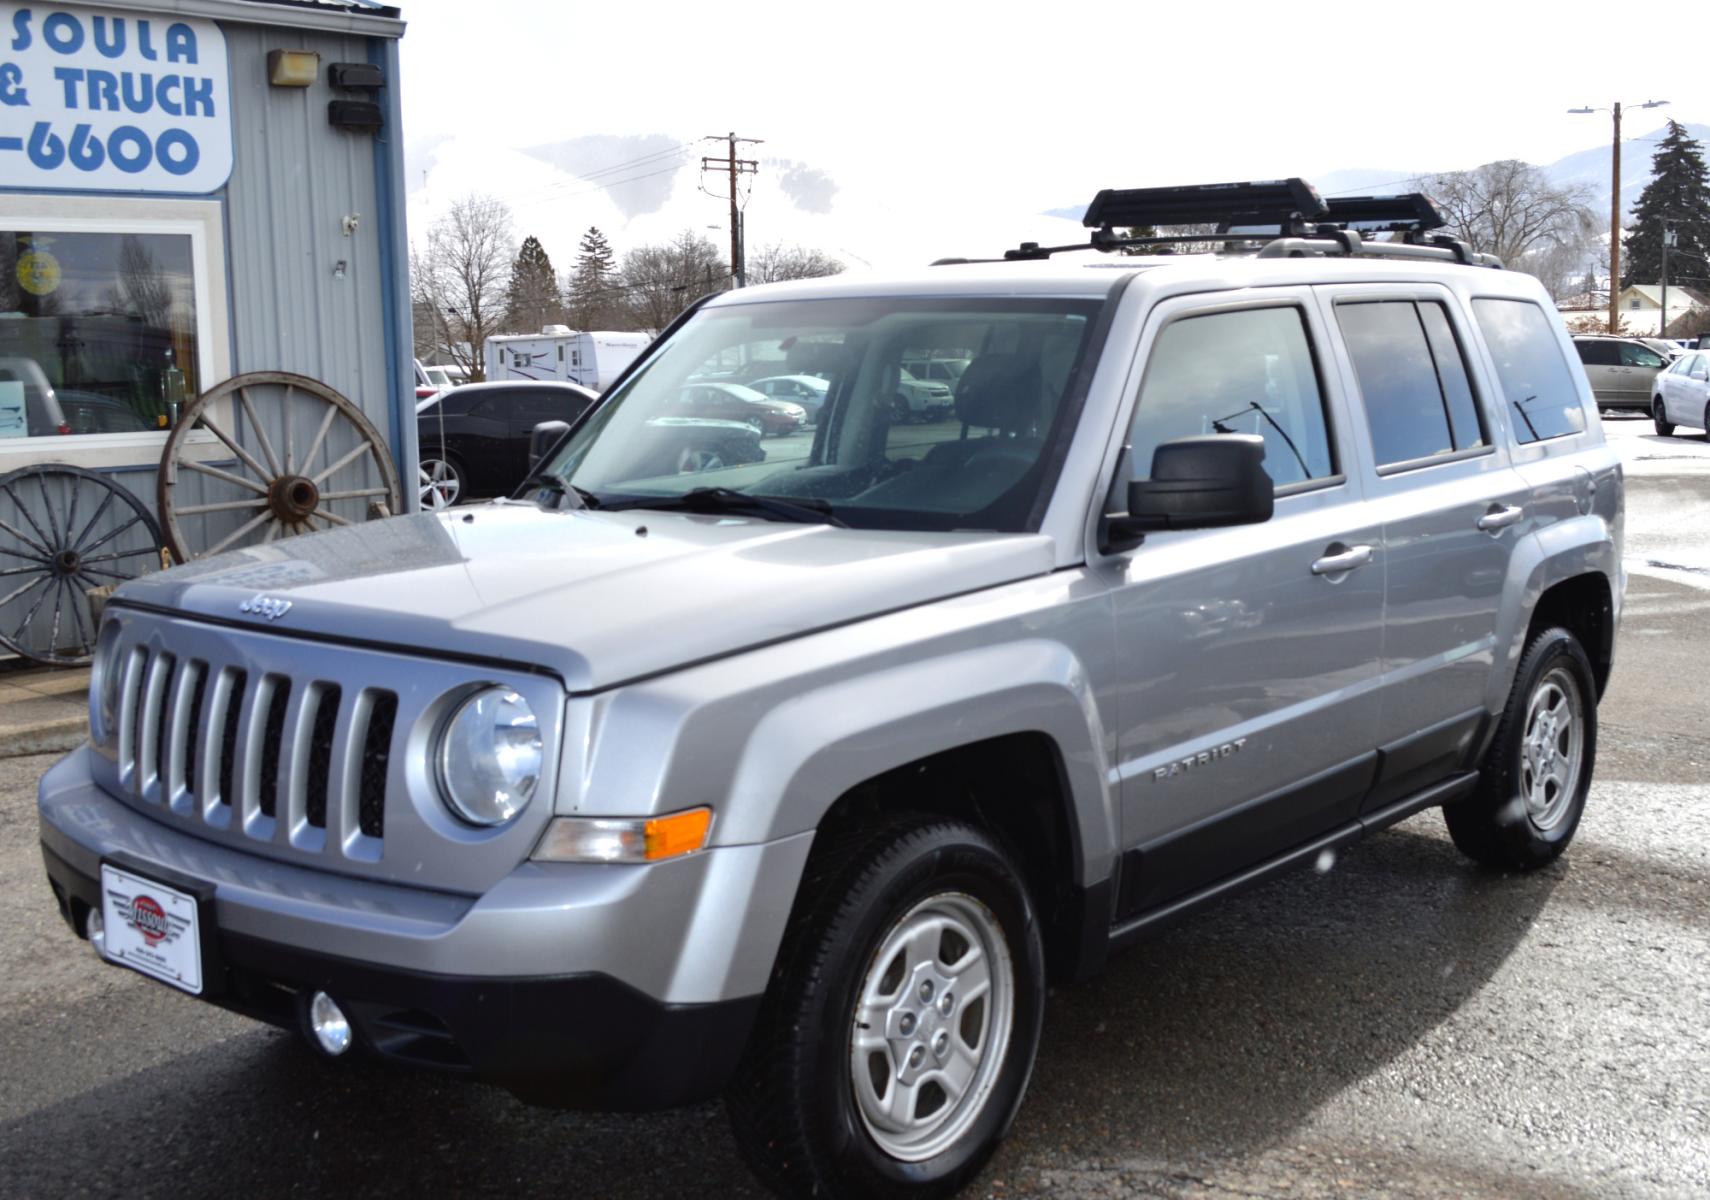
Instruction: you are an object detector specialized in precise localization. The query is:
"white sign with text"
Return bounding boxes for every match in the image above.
[0,4,231,194]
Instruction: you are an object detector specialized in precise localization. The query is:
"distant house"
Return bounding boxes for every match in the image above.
[1612,284,1710,336]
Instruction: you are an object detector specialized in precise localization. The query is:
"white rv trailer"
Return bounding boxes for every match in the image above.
[483,326,650,391]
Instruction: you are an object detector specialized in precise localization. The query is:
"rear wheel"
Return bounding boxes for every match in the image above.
[727,817,1045,1200]
[1653,398,1675,437]
[418,454,464,510]
[1445,626,1596,870]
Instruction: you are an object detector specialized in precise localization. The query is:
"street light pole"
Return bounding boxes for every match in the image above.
[1570,99,1669,334]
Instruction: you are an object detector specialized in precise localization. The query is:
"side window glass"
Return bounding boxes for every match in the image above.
[1417,302,1487,452]
[1472,299,1586,444]
[1130,306,1335,489]
[1337,301,1454,466]
[1620,343,1664,368]
[1575,341,1617,367]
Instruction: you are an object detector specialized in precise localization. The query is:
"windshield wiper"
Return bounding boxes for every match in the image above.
[603,487,847,527]
[516,473,601,510]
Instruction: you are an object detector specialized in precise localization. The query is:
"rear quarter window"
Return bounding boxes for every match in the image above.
[1473,300,1586,444]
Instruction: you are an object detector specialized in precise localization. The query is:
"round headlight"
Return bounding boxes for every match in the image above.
[436,687,542,826]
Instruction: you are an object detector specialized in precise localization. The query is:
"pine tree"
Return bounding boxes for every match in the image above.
[1623,121,1710,295]
[567,227,619,330]
[505,235,559,332]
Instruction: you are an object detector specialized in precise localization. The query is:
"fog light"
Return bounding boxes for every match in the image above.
[308,991,353,1056]
[86,907,106,959]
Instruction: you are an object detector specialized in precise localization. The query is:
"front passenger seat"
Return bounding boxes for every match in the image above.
[924,354,1043,470]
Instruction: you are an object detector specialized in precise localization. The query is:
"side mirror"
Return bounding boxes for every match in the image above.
[528,420,571,471]
[1103,434,1274,550]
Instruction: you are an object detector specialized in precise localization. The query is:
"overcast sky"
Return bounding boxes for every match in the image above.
[394,0,1710,268]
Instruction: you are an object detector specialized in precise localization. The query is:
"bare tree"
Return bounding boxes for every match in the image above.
[1416,161,1597,271]
[412,195,516,381]
[619,230,729,332]
[746,242,845,284]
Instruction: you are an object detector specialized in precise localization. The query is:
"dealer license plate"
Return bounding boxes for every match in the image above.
[99,863,203,995]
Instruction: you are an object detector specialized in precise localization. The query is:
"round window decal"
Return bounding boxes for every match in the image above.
[16,246,60,296]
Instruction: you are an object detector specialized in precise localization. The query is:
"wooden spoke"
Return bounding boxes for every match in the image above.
[312,441,373,485]
[194,408,276,484]
[70,487,118,553]
[158,371,400,561]
[0,573,49,609]
[238,386,282,476]
[173,498,271,516]
[202,510,274,558]
[78,514,145,559]
[181,458,271,496]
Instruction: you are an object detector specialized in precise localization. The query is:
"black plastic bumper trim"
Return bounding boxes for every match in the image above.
[41,842,760,1111]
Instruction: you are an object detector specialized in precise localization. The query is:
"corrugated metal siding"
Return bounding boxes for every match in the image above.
[223,23,389,420]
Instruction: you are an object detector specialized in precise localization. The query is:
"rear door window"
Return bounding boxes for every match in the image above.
[1473,300,1586,443]
[1336,300,1487,468]
[1574,340,1619,366]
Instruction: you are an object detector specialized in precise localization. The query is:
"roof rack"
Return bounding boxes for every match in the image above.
[951,177,1504,270]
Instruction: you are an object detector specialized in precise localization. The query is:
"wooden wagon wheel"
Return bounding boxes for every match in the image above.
[0,464,167,666]
[157,371,402,561]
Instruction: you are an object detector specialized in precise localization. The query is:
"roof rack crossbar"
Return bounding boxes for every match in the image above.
[1255,236,1503,269]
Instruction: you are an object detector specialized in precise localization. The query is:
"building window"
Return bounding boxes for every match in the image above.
[1,230,199,437]
[0,196,227,467]
[1630,299,1641,310]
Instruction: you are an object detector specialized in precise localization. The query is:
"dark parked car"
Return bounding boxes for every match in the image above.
[417,381,598,509]
[673,382,806,436]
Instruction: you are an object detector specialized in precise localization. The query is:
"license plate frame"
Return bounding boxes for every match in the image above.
[98,856,218,996]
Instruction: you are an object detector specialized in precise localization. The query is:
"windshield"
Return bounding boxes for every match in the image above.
[538,296,1103,532]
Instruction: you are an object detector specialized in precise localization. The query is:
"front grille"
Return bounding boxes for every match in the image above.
[117,645,397,858]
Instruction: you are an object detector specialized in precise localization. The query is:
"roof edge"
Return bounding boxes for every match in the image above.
[89,0,405,38]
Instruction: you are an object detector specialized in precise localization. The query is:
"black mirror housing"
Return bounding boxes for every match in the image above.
[528,420,572,471]
[1105,434,1273,547]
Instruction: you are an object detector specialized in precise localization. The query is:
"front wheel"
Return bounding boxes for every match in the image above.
[727,818,1045,1200]
[1653,398,1675,437]
[1445,626,1597,870]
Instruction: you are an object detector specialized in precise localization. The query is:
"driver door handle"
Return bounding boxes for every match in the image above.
[1476,504,1525,531]
[1310,544,1374,575]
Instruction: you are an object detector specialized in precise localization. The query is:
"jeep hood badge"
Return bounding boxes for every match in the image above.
[239,594,292,621]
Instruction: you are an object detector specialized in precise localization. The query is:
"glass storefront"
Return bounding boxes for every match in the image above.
[0,229,199,439]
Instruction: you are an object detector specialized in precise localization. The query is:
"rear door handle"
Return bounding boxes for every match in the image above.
[1476,504,1525,531]
[1310,544,1374,575]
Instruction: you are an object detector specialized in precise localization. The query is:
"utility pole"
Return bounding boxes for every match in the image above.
[702,132,761,287]
[1610,101,1622,333]
[1570,99,1669,334]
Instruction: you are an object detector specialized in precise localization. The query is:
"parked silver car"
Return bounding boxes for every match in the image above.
[1573,334,1667,411]
[39,180,1622,1200]
[1651,348,1710,437]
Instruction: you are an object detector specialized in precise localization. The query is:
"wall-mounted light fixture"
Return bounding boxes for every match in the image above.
[328,62,385,91]
[267,49,320,88]
[328,101,383,133]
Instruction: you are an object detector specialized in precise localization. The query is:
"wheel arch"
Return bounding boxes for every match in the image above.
[1489,516,1618,718]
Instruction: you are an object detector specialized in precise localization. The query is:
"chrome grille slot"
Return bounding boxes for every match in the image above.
[256,676,292,821]
[216,668,248,815]
[137,651,175,803]
[87,608,564,892]
[183,666,208,802]
[359,690,397,840]
[304,684,341,830]
[117,645,149,788]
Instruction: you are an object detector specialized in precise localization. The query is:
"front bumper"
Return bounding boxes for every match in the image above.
[38,748,812,1109]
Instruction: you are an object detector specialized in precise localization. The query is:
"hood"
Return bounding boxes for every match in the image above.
[118,505,1055,692]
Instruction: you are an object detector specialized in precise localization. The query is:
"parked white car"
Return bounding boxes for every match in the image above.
[1651,349,1710,437]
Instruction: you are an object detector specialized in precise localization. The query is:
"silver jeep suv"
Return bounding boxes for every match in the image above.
[38,181,1623,1199]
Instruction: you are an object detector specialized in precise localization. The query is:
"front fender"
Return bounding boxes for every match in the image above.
[719,639,1118,886]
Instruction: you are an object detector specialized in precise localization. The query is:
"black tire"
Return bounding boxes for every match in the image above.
[1702,402,1709,441]
[1653,398,1675,437]
[1445,626,1597,870]
[891,395,914,424]
[418,450,466,509]
[726,817,1045,1200]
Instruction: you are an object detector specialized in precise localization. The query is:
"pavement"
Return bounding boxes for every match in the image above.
[0,664,88,759]
[0,414,1706,1199]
